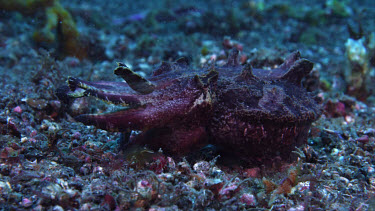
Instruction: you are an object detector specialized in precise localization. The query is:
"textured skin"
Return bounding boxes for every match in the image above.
[60,49,322,163]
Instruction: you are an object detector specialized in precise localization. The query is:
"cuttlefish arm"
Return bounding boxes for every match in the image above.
[59,62,217,132]
[67,77,142,107]
[74,97,194,131]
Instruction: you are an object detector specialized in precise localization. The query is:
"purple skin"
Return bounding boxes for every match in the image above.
[61,49,322,163]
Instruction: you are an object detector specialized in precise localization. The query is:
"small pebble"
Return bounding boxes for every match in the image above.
[53,205,64,211]
[240,193,257,206]
[21,197,33,208]
[13,106,22,113]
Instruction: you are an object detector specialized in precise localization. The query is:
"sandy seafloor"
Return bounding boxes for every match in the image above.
[1,0,375,210]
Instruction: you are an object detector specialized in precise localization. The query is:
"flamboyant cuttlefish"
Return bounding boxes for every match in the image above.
[58,49,322,164]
